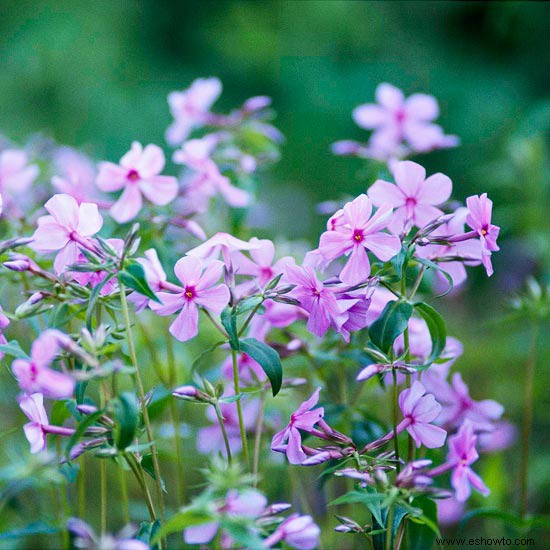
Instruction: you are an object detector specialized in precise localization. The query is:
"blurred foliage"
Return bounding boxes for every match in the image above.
[0,0,549,547]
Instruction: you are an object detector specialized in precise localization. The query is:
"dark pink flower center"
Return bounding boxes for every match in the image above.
[127,169,140,182]
[352,229,364,243]
[481,225,488,236]
[260,266,273,279]
[395,109,406,123]
[405,197,417,209]
[184,286,196,300]
[30,363,38,382]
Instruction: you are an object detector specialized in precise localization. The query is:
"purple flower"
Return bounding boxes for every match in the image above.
[352,83,458,157]
[128,248,168,311]
[0,305,10,360]
[96,142,179,223]
[166,77,222,145]
[12,330,75,399]
[186,232,260,268]
[19,393,49,453]
[447,420,490,501]
[150,256,230,342]
[271,388,324,464]
[32,194,103,275]
[0,148,39,205]
[368,161,452,233]
[318,194,401,285]
[173,136,250,207]
[465,193,500,276]
[264,514,321,550]
[398,381,447,449]
[284,265,348,338]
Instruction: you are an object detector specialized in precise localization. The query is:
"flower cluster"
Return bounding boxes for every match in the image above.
[0,78,511,549]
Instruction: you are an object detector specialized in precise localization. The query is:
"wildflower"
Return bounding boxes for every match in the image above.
[446,420,490,501]
[397,381,447,449]
[19,393,75,454]
[0,148,39,204]
[186,231,260,268]
[318,194,401,285]
[0,305,9,360]
[284,265,350,338]
[368,161,452,233]
[12,330,75,399]
[264,514,321,550]
[173,136,250,207]
[352,83,458,156]
[96,141,179,223]
[67,518,149,550]
[128,248,167,311]
[465,193,500,276]
[166,77,222,145]
[150,256,230,342]
[31,193,103,275]
[271,388,324,464]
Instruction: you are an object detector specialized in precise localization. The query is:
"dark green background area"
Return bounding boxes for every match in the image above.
[0,0,549,545]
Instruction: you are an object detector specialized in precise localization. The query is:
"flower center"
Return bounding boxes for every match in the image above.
[30,363,38,381]
[184,286,196,300]
[395,109,406,123]
[127,169,140,182]
[352,229,364,243]
[481,226,488,236]
[260,266,273,279]
[405,197,417,208]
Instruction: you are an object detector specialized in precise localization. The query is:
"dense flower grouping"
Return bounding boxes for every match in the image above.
[0,78,511,549]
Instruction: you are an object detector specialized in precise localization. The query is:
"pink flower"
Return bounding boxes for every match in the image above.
[318,194,401,285]
[0,305,10,360]
[271,388,324,464]
[430,372,504,431]
[0,148,39,201]
[447,420,490,501]
[19,393,49,454]
[173,136,250,208]
[150,256,230,342]
[221,352,266,386]
[264,514,321,550]
[12,330,75,399]
[96,142,179,223]
[369,161,452,233]
[32,194,103,275]
[397,381,447,449]
[166,77,222,146]
[436,498,465,526]
[352,83,458,156]
[183,489,267,545]
[465,193,500,276]
[284,265,349,338]
[128,248,167,311]
[186,232,260,268]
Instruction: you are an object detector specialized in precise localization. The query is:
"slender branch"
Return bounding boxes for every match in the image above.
[238,300,263,337]
[231,348,250,465]
[252,390,267,485]
[392,369,400,474]
[213,403,233,465]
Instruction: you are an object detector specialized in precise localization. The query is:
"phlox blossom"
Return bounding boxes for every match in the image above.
[318,194,401,285]
[32,194,103,275]
[150,256,230,342]
[398,381,447,449]
[96,142,179,223]
[271,388,324,464]
[186,232,260,268]
[0,306,9,360]
[166,77,222,146]
[264,514,321,550]
[12,329,75,399]
[0,148,39,204]
[19,393,49,454]
[368,161,452,233]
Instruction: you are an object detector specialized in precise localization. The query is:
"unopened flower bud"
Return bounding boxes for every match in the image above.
[243,95,271,113]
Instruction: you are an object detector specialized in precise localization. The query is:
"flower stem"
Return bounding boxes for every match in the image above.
[520,322,539,519]
[125,453,156,522]
[392,369,400,474]
[238,300,263,337]
[100,459,107,534]
[231,348,250,465]
[119,466,130,524]
[385,504,394,550]
[213,403,233,465]
[252,390,267,485]
[119,284,166,524]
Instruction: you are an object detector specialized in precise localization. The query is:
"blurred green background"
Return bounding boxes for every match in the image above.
[0,0,549,546]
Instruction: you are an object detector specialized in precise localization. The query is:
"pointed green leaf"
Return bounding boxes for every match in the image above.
[238,338,282,396]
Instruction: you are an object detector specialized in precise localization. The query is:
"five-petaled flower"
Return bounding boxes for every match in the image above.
[31,193,103,275]
[368,160,452,234]
[96,141,179,223]
[318,194,401,285]
[150,256,230,342]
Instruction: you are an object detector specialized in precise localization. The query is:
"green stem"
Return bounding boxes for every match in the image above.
[119,284,166,525]
[214,403,233,465]
[119,466,130,524]
[520,322,539,519]
[252,390,267,485]
[238,300,263,337]
[386,504,395,550]
[126,454,156,522]
[392,369,400,474]
[407,265,426,301]
[100,459,107,534]
[78,457,86,519]
[231,348,250,465]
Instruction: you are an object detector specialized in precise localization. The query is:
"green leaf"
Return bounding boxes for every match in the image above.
[0,340,29,360]
[86,272,115,330]
[0,522,60,540]
[141,454,166,493]
[369,300,413,354]
[113,392,140,450]
[136,520,161,548]
[238,338,282,396]
[373,504,409,550]
[222,519,266,550]
[65,410,105,460]
[414,302,447,365]
[221,307,239,350]
[407,497,439,550]
[119,261,161,303]
[416,256,454,297]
